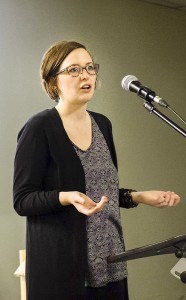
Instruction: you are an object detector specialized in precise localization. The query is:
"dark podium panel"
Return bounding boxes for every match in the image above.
[107,234,186,283]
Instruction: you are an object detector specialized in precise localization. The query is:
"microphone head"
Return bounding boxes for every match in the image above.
[121,75,138,91]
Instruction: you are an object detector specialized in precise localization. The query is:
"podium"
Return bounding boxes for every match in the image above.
[108,234,186,283]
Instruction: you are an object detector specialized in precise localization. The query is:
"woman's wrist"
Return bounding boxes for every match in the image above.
[59,192,71,206]
[130,191,142,204]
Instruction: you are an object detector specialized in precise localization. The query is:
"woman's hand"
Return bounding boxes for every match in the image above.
[131,191,180,208]
[59,191,107,216]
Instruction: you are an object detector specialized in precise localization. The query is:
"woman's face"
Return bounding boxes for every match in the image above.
[56,48,97,105]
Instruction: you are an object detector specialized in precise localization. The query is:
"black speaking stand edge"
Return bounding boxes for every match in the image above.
[143,102,186,137]
[107,234,186,283]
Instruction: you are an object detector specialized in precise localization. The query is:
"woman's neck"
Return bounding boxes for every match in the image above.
[55,99,88,121]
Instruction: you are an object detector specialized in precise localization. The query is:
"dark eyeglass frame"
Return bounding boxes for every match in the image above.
[55,63,99,77]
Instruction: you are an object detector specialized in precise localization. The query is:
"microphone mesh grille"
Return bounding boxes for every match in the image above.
[121,75,138,91]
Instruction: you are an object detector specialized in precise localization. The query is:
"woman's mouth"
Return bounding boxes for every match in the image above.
[81,84,91,90]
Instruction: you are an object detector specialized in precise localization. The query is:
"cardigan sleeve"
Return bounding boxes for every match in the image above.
[119,188,138,208]
[13,121,63,217]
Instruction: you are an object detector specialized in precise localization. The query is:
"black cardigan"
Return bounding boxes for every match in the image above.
[13,108,129,300]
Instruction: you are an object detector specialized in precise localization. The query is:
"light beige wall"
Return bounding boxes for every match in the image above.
[0,0,185,299]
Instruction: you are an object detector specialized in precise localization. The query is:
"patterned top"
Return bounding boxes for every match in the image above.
[73,115,127,287]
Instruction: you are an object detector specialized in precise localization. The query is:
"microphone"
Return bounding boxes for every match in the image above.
[121,75,169,108]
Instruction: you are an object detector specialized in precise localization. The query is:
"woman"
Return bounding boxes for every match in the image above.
[13,41,180,300]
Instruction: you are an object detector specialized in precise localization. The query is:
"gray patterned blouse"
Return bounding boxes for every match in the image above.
[73,115,127,287]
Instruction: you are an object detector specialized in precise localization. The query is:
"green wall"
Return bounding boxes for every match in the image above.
[0,0,185,299]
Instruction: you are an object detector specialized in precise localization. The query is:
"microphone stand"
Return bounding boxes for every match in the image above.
[107,234,186,283]
[143,102,186,137]
[116,94,186,283]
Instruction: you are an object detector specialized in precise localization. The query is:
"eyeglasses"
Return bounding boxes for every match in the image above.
[55,63,99,77]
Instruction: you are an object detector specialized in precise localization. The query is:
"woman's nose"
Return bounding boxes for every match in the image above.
[80,68,89,79]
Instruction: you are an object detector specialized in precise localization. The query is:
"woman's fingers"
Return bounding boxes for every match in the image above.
[91,196,107,214]
[159,191,180,207]
[85,196,107,216]
[73,193,107,216]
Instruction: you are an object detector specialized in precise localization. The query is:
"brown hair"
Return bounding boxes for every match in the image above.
[40,41,89,101]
